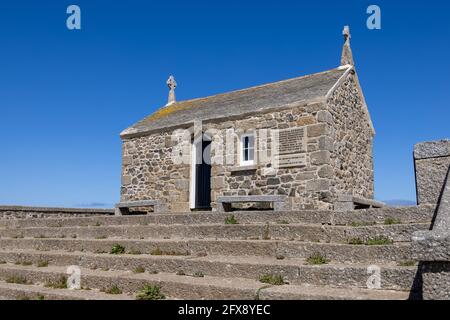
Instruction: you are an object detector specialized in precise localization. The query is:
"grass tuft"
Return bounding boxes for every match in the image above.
[6,276,29,285]
[398,260,417,267]
[133,266,146,274]
[45,276,67,289]
[384,217,401,225]
[305,253,329,265]
[365,236,394,245]
[224,215,238,225]
[36,260,49,268]
[348,238,364,245]
[135,285,166,300]
[259,274,285,286]
[104,285,122,295]
[110,244,126,255]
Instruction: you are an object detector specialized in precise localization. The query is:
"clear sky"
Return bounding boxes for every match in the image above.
[0,0,449,208]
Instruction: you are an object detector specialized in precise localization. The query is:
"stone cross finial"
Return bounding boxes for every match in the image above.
[340,25,354,66]
[343,26,351,42]
[166,75,177,105]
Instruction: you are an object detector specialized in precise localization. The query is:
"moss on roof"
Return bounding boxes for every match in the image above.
[121,67,348,138]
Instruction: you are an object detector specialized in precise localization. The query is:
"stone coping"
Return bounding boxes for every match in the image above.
[414,139,450,160]
[336,194,385,208]
[115,200,159,208]
[0,205,114,214]
[412,231,450,261]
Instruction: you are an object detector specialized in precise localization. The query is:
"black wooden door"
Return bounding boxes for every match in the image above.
[195,140,212,209]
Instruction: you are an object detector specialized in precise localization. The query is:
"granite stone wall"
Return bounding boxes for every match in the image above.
[208,101,334,211]
[414,140,450,206]
[0,206,113,219]
[327,74,374,203]
[412,141,450,300]
[120,132,191,212]
[120,73,375,212]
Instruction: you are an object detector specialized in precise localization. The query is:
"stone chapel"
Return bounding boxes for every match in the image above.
[118,26,380,213]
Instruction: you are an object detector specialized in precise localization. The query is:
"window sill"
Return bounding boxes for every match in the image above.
[229,165,258,172]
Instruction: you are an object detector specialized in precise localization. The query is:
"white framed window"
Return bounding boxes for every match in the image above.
[240,133,255,166]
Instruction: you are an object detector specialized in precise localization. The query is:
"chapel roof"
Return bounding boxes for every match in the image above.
[121,66,349,138]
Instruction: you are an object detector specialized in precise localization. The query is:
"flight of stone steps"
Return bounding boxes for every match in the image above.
[0,206,434,300]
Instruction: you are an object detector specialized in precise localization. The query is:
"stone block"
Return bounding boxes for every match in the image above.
[295,172,316,181]
[296,116,316,126]
[316,110,334,124]
[318,136,334,151]
[318,165,334,178]
[170,202,190,212]
[310,151,331,165]
[122,156,132,166]
[267,177,281,186]
[307,123,328,138]
[306,179,330,191]
[212,177,226,189]
[121,176,132,186]
[414,140,450,160]
[415,156,450,205]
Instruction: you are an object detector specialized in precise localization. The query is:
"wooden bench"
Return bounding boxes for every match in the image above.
[216,195,292,212]
[114,200,166,216]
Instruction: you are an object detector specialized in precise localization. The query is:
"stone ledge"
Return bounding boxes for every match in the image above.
[229,165,258,173]
[414,139,450,160]
[216,195,291,212]
[335,194,385,211]
[115,200,159,208]
[0,206,114,214]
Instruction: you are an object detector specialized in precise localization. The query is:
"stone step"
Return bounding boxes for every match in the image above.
[0,281,133,300]
[0,264,409,300]
[0,249,419,291]
[0,223,429,243]
[0,206,434,229]
[0,238,412,263]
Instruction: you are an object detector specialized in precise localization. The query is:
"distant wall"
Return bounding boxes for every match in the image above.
[0,206,114,219]
[414,140,450,206]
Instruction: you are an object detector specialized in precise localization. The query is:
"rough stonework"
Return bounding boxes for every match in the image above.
[0,204,437,300]
[121,133,191,212]
[0,206,113,219]
[118,28,377,213]
[413,232,450,300]
[412,146,450,300]
[120,68,375,212]
[327,75,374,203]
[414,139,450,206]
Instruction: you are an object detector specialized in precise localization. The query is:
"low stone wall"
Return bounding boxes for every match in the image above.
[0,206,114,219]
[414,139,450,206]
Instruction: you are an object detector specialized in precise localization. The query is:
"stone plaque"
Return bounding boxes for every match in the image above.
[273,127,307,168]
[277,127,307,154]
[274,154,307,168]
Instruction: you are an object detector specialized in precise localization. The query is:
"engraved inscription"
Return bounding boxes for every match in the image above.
[273,127,308,168]
[274,154,307,168]
[277,127,307,155]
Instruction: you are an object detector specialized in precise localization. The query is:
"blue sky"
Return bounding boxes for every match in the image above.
[0,0,449,207]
